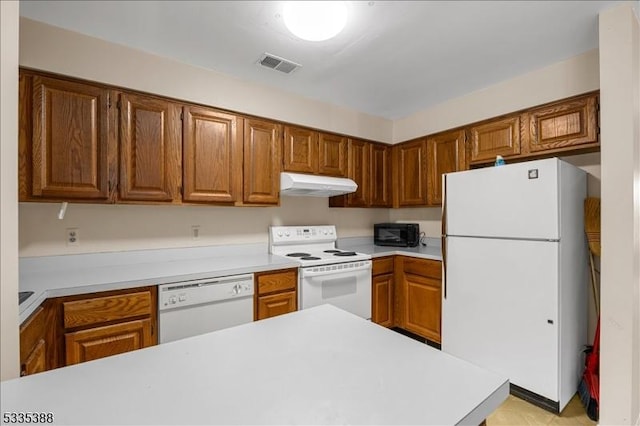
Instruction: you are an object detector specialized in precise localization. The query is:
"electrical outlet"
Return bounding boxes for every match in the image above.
[66,228,79,246]
[191,225,200,240]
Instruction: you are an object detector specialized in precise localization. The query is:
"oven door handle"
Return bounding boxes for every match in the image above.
[300,262,372,277]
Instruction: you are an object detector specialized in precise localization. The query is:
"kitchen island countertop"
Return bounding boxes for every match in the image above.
[1,304,509,425]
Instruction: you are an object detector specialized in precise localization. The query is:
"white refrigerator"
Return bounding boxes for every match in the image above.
[442,158,588,413]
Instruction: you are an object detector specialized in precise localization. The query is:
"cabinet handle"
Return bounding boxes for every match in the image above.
[441,174,447,299]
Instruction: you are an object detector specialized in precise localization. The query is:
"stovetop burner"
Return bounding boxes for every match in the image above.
[270,225,372,266]
[334,251,358,256]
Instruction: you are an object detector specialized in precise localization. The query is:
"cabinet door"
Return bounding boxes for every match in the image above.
[427,129,466,206]
[395,139,427,206]
[404,273,441,343]
[31,76,114,200]
[469,114,522,164]
[183,106,241,203]
[372,273,394,328]
[65,319,153,365]
[346,139,370,206]
[318,133,347,177]
[370,143,391,207]
[119,93,181,202]
[257,292,297,320]
[528,93,598,153]
[243,118,282,205]
[283,126,318,174]
[20,306,49,376]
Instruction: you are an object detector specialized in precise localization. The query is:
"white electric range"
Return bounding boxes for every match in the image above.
[269,225,372,319]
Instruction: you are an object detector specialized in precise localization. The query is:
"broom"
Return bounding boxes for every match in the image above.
[578,197,600,421]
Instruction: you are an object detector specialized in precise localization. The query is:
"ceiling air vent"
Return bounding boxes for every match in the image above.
[258,53,301,74]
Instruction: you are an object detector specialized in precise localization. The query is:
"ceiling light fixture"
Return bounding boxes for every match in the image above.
[283,1,348,42]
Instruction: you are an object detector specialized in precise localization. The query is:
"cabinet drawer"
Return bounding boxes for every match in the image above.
[257,291,297,320]
[256,269,297,295]
[372,256,394,276]
[63,291,152,329]
[401,257,442,280]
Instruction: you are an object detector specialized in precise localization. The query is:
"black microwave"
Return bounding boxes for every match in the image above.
[374,223,420,247]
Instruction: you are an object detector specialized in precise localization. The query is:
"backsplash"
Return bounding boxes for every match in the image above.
[19,197,389,257]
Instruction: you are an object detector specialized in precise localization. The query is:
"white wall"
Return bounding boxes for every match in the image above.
[599,3,640,425]
[1,0,20,380]
[19,199,388,257]
[19,18,393,144]
[393,49,600,143]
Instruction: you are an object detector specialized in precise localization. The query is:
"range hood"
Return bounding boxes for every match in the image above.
[280,172,357,197]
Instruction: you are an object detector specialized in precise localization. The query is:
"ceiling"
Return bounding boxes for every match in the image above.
[19,1,623,120]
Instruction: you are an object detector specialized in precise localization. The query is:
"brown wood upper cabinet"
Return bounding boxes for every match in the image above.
[330,140,392,208]
[329,138,371,207]
[243,118,282,205]
[427,129,467,206]
[527,92,598,153]
[282,125,319,174]
[118,93,181,202]
[283,125,347,178]
[370,143,392,207]
[318,132,348,177]
[394,138,428,207]
[469,114,522,164]
[183,106,242,203]
[468,92,599,165]
[20,73,117,201]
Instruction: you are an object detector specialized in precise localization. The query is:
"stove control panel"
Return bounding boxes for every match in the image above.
[270,225,336,244]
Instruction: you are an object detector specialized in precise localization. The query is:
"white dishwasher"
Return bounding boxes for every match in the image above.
[158,273,254,343]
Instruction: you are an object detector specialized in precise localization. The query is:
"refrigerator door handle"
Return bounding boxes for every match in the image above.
[441,173,447,299]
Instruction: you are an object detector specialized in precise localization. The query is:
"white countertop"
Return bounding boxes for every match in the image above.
[1,305,509,425]
[18,244,300,323]
[338,236,443,261]
[18,239,442,323]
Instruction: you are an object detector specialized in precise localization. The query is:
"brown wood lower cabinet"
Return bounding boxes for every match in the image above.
[65,319,153,365]
[48,286,158,369]
[372,257,394,327]
[395,256,442,343]
[255,269,298,320]
[19,305,52,376]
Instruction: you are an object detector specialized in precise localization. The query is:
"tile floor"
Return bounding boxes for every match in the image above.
[488,394,596,425]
